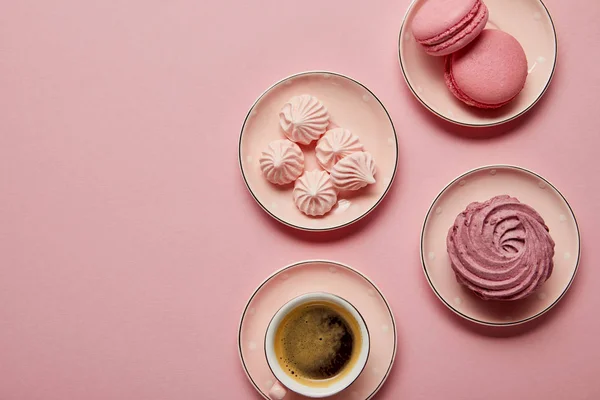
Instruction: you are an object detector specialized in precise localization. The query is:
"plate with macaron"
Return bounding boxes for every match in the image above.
[399,0,557,127]
[239,71,398,231]
[421,165,580,326]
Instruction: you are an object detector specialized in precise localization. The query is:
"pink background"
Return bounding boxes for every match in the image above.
[0,0,599,399]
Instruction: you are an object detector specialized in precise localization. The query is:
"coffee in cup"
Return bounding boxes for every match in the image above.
[265,292,370,399]
[273,299,362,386]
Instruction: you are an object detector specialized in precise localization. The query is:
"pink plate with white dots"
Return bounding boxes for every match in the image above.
[238,260,397,399]
[239,71,398,231]
[421,165,580,326]
[399,0,557,127]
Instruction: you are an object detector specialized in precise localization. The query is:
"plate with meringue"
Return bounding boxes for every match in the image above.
[421,165,580,326]
[239,71,398,231]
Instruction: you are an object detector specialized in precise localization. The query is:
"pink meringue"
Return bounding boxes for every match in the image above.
[259,139,305,185]
[447,195,555,301]
[293,170,337,216]
[315,128,364,171]
[279,95,330,145]
[330,152,377,191]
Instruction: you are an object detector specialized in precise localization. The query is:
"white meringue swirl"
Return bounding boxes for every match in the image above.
[330,152,377,191]
[279,95,330,145]
[259,139,305,185]
[315,128,364,171]
[293,170,337,216]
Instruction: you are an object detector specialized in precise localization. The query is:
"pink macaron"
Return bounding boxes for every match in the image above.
[411,0,489,57]
[444,29,528,109]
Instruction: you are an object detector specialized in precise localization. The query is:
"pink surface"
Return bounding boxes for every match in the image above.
[0,1,600,400]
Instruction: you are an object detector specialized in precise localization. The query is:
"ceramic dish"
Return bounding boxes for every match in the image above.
[399,0,557,127]
[239,71,398,231]
[421,165,580,326]
[238,260,397,399]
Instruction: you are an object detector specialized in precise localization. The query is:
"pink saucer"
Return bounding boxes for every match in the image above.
[421,165,580,326]
[238,260,397,399]
[239,71,398,231]
[399,0,557,126]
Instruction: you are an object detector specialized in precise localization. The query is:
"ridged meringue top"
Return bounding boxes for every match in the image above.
[293,170,337,216]
[259,139,305,185]
[315,128,364,171]
[446,195,555,301]
[330,151,377,191]
[279,95,330,145]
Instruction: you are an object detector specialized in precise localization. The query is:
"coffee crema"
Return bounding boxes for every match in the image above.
[273,300,362,386]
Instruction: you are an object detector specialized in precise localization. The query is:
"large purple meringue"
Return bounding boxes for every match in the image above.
[446,195,555,301]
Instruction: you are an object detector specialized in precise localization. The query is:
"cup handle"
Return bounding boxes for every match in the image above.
[268,381,287,399]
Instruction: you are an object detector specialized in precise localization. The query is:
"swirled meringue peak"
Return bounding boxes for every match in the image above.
[315,128,364,171]
[293,170,337,216]
[330,151,377,191]
[259,139,305,185]
[446,195,555,301]
[279,95,330,145]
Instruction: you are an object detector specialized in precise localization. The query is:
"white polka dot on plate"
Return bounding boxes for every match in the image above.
[428,252,435,261]
[416,85,424,94]
[533,12,542,20]
[559,214,567,222]
[328,266,337,274]
[490,169,497,176]
[367,289,376,298]
[404,32,412,42]
[249,307,256,315]
[537,56,546,63]
[382,324,389,333]
[459,180,466,186]
[362,94,370,102]
[435,207,443,215]
[266,380,274,388]
[322,74,330,80]
[454,297,462,306]
[284,80,293,86]
[387,137,395,145]
[372,367,379,376]
[447,109,454,118]
[248,341,257,351]
[271,202,278,209]
[246,155,253,163]
[281,273,290,281]
[564,252,571,260]
[537,292,547,300]
[538,181,547,189]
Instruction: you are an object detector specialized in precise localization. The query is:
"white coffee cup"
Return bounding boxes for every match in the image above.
[264,292,370,399]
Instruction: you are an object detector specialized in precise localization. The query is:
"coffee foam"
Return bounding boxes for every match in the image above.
[274,301,362,387]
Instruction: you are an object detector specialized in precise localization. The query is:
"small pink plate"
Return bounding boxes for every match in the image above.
[421,165,580,326]
[399,0,557,127]
[239,71,398,231]
[238,260,397,399]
